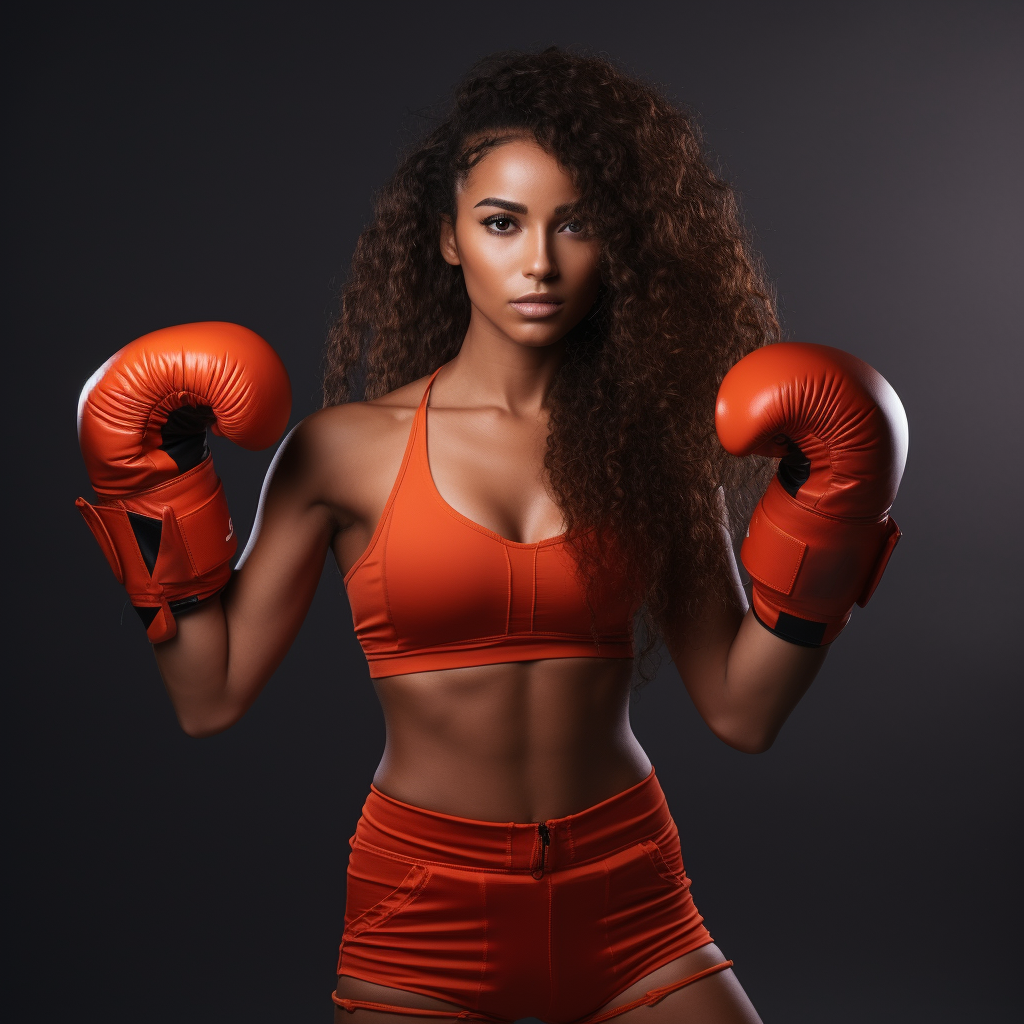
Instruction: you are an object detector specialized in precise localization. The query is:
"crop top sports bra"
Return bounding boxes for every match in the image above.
[343,370,637,678]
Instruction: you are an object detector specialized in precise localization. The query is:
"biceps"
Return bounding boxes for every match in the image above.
[221,485,335,687]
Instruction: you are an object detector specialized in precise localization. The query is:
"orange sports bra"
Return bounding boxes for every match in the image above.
[343,370,636,678]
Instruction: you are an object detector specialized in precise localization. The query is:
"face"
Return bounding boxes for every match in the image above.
[440,138,602,349]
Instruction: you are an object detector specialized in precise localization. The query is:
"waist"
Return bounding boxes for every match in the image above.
[370,656,647,821]
[353,767,673,874]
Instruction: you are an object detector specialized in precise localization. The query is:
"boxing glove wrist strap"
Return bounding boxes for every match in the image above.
[741,478,901,646]
[76,455,236,643]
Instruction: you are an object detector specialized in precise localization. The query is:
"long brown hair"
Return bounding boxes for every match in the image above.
[324,48,777,668]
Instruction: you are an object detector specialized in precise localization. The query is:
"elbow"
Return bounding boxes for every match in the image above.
[179,719,229,739]
[176,704,244,739]
[727,733,777,755]
[707,716,779,755]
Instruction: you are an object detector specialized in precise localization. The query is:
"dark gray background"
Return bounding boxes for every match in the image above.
[8,2,1021,1021]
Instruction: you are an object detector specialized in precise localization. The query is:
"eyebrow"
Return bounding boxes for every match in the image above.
[473,197,577,216]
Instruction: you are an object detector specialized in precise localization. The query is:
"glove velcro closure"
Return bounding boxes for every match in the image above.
[741,478,901,646]
[76,455,236,642]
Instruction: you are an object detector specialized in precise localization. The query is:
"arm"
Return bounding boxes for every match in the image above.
[75,323,359,738]
[662,513,828,755]
[152,421,341,737]
[667,342,908,752]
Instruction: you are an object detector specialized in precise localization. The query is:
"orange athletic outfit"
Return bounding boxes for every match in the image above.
[335,371,731,1021]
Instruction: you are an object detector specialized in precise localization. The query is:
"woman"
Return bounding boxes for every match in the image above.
[76,48,905,1023]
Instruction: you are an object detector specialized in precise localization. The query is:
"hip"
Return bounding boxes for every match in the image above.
[337,768,713,1023]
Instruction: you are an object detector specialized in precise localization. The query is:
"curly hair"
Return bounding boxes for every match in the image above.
[323,47,777,669]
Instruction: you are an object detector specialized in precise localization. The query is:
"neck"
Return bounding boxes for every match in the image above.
[439,311,564,414]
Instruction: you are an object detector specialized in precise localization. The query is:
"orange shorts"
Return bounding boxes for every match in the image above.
[335,769,726,1023]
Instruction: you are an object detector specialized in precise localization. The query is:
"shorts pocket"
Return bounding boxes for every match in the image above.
[343,843,431,942]
[338,855,489,991]
[601,833,707,988]
[603,837,688,930]
[640,838,688,889]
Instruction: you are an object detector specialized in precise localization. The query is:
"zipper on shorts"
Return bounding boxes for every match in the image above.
[532,822,551,879]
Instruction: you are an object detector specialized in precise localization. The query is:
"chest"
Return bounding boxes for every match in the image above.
[341,385,637,675]
[425,406,564,546]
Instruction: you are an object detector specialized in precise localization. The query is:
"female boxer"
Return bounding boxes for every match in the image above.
[76,49,906,1024]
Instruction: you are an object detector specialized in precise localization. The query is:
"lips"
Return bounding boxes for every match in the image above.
[510,294,563,318]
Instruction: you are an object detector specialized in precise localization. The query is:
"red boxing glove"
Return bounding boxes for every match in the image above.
[716,342,908,646]
[76,322,291,642]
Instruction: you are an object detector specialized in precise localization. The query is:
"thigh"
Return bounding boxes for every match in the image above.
[334,975,472,1024]
[594,944,763,1024]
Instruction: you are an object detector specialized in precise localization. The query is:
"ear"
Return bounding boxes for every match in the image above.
[439,216,461,266]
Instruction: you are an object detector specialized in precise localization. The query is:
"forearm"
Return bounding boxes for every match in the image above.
[670,341,904,752]
[668,523,829,753]
[151,552,318,737]
[150,498,333,737]
[152,592,238,737]
[713,610,828,752]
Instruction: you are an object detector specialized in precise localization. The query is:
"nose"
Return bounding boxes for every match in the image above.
[524,228,558,281]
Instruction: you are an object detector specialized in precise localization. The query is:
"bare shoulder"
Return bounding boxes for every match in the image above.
[270,376,432,522]
[297,376,430,461]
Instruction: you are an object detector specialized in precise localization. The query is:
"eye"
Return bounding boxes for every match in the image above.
[483,215,517,234]
[561,220,585,235]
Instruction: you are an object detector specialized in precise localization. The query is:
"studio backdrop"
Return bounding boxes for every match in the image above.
[9,2,1021,1022]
